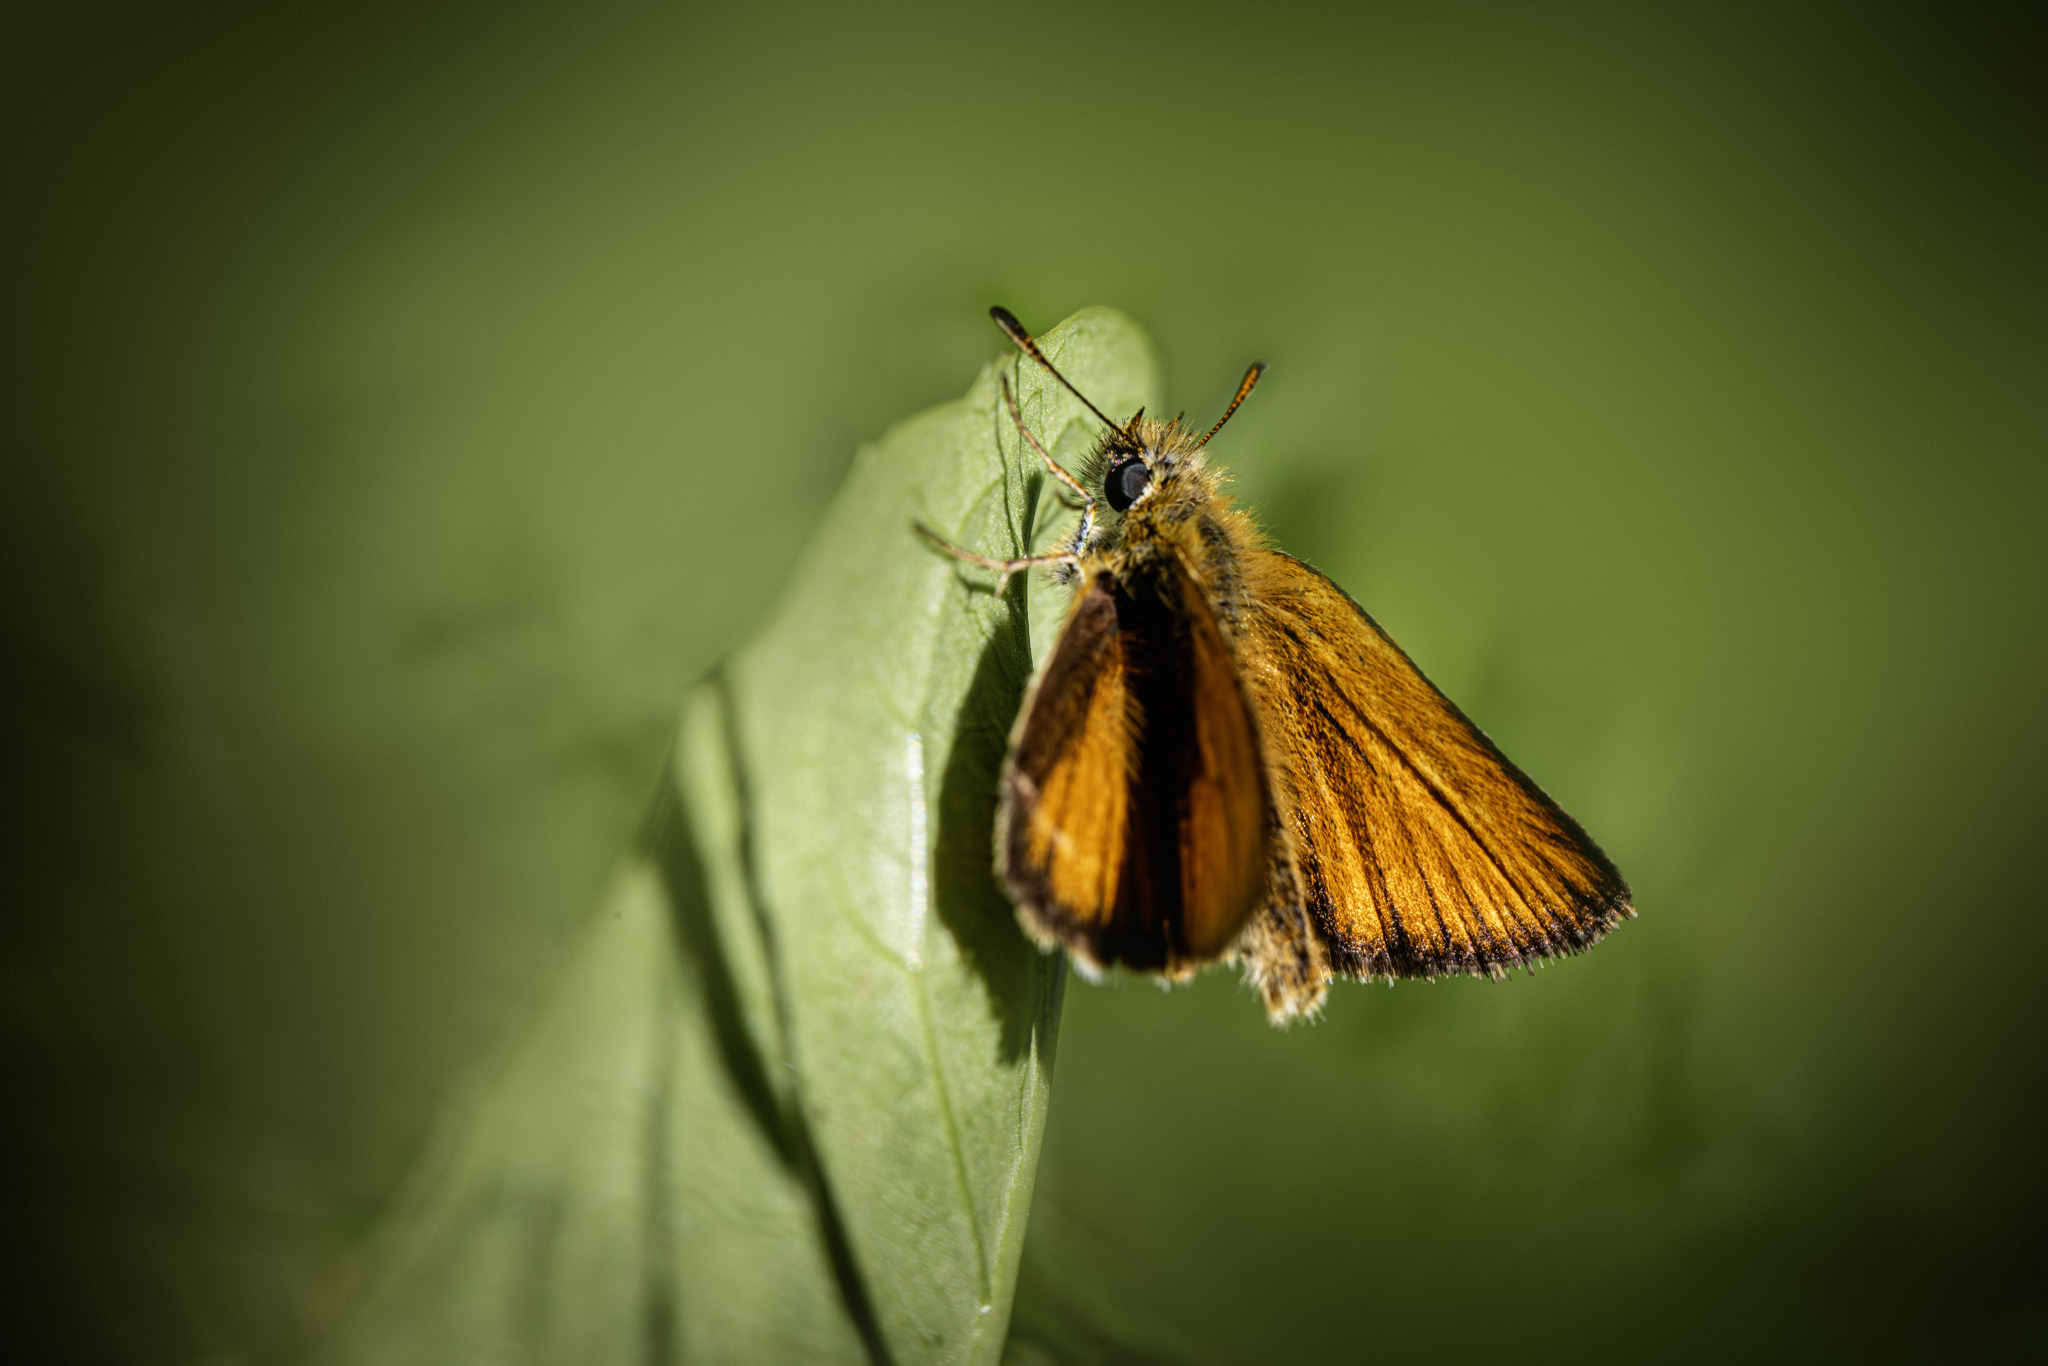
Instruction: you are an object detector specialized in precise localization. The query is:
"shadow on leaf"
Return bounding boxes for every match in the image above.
[932,555,1064,1067]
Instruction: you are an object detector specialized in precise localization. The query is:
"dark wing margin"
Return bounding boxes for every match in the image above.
[1240,550,1633,982]
[1000,559,1269,974]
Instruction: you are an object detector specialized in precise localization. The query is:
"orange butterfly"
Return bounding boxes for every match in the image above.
[919,308,1633,1021]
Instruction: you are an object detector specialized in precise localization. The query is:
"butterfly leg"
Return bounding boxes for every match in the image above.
[1002,375,1098,549]
[912,523,1079,595]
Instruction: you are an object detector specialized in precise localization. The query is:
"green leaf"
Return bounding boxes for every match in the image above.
[309,309,1160,1364]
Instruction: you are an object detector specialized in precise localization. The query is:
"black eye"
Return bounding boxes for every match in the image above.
[1104,459,1150,512]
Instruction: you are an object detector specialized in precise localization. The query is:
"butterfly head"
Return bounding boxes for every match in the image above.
[1091,415,1209,515]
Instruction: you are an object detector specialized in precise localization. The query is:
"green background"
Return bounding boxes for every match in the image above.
[2,1,2041,1362]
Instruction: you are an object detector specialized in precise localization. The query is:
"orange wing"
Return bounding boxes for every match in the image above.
[1000,558,1270,975]
[1239,551,1632,982]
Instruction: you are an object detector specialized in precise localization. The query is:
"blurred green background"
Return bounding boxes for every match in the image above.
[2,1,2042,1362]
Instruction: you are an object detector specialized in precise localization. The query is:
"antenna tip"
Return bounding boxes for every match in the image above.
[990,306,1042,355]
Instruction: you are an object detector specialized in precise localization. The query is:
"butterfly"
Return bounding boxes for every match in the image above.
[918,307,1633,1021]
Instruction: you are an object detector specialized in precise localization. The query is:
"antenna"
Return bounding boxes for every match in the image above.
[1196,362,1266,448]
[989,306,1125,434]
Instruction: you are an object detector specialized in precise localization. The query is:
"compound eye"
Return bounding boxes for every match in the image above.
[1104,459,1151,512]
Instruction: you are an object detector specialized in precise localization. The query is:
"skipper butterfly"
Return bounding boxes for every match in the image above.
[919,308,1632,1021]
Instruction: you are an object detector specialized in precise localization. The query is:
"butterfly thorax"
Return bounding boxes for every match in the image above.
[1066,415,1265,631]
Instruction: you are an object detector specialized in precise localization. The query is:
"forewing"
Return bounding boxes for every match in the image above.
[1241,551,1632,980]
[1000,575,1131,953]
[1001,561,1268,972]
[1165,556,1270,959]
